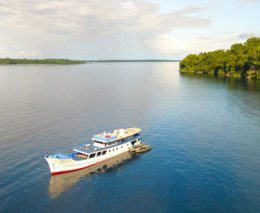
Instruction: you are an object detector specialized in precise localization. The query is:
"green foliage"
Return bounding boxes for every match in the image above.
[0,58,86,65]
[180,37,260,79]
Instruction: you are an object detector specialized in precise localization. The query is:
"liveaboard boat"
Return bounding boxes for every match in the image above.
[45,127,149,175]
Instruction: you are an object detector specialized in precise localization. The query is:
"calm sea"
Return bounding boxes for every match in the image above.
[0,62,259,212]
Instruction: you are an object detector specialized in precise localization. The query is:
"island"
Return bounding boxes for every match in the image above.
[0,58,86,65]
[179,37,260,80]
[85,59,180,62]
[0,58,180,65]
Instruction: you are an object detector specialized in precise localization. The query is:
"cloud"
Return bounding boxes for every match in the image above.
[0,49,42,58]
[238,33,258,39]
[0,0,211,58]
[146,34,192,56]
[0,0,210,35]
[148,33,254,58]
[17,50,42,58]
[0,50,9,57]
[240,0,260,2]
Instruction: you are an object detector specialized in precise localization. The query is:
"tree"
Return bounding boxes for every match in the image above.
[179,37,260,79]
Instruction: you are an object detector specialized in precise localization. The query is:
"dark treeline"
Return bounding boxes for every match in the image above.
[85,59,180,62]
[0,58,86,65]
[180,37,260,80]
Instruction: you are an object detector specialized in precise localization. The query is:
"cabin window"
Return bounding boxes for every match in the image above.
[121,146,123,148]
[89,153,96,158]
[113,149,114,151]
[97,152,102,157]
[94,140,104,145]
[102,150,107,155]
[77,153,88,159]
[116,148,118,150]
[108,141,117,146]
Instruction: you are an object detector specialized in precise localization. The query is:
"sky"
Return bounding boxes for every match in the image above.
[0,0,259,60]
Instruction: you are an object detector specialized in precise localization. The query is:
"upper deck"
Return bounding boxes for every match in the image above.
[73,128,141,155]
[92,128,141,143]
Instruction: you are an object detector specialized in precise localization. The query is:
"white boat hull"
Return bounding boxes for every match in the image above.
[45,141,136,175]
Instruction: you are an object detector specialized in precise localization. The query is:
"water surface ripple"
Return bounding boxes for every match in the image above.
[0,63,260,212]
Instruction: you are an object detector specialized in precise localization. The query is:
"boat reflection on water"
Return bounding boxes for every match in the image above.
[48,152,139,198]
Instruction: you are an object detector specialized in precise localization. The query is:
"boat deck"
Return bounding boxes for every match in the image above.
[92,128,141,143]
[73,143,104,155]
[73,128,141,155]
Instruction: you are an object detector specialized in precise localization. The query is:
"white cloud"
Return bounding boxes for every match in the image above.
[240,0,260,2]
[0,50,9,57]
[0,0,211,58]
[0,48,42,58]
[17,1,208,35]
[147,32,254,58]
[238,33,258,39]
[17,50,42,58]
[146,34,191,55]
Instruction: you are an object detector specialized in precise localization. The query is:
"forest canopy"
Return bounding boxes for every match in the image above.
[0,58,86,65]
[179,37,260,80]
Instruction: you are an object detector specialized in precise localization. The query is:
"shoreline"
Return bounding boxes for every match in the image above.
[0,58,180,65]
[180,70,260,80]
[0,58,86,65]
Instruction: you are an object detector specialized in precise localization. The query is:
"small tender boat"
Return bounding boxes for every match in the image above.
[45,128,149,175]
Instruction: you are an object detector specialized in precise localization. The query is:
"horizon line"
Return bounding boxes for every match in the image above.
[85,59,181,62]
[0,57,181,62]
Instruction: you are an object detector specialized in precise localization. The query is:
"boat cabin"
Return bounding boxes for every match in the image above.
[72,128,141,159]
[92,129,127,148]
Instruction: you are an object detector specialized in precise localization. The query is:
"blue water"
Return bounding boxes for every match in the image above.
[0,62,260,212]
